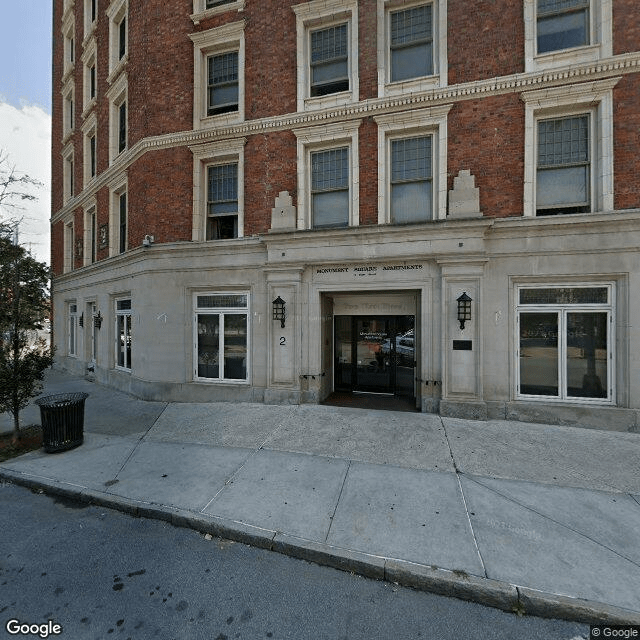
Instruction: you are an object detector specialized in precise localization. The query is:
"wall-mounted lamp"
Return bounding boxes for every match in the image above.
[142,234,155,248]
[272,296,286,328]
[78,312,84,328]
[94,310,103,329]
[457,292,472,330]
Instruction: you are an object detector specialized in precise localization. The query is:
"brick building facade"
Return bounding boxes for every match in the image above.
[51,0,640,430]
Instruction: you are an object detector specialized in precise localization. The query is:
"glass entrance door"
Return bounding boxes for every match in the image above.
[334,315,416,397]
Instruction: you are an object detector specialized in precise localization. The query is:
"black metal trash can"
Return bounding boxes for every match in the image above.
[35,392,89,453]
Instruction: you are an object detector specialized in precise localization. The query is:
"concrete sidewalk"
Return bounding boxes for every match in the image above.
[2,369,639,624]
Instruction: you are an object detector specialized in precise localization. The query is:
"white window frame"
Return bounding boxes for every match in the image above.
[521,77,618,218]
[83,199,97,267]
[515,282,615,404]
[190,0,245,24]
[62,142,75,204]
[193,292,250,384]
[107,73,127,164]
[81,37,97,116]
[107,0,128,83]
[189,21,245,130]
[377,0,447,98]
[114,297,133,372]
[64,219,75,274]
[83,0,98,41]
[62,81,75,142]
[108,174,128,257]
[62,10,75,81]
[293,120,361,230]
[81,112,97,187]
[68,301,78,357]
[189,138,246,242]
[375,105,450,224]
[524,0,612,73]
[293,0,359,112]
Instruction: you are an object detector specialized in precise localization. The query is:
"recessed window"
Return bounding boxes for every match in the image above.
[207,163,238,239]
[206,0,234,7]
[107,0,128,81]
[83,203,97,266]
[310,24,349,97]
[109,178,128,257]
[390,5,433,82]
[207,51,239,116]
[390,135,433,223]
[194,293,249,382]
[517,284,613,403]
[311,147,350,228]
[536,115,590,216]
[537,0,589,54]
[115,298,132,371]
[118,101,127,153]
[68,302,78,356]
[119,191,127,253]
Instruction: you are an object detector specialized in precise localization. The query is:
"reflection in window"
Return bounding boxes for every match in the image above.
[537,0,589,54]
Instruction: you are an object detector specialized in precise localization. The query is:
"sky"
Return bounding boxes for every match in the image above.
[0,1,53,264]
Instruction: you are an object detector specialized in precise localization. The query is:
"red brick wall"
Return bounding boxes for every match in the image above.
[613,0,640,55]
[448,94,525,218]
[448,1,525,84]
[359,118,378,225]
[51,220,64,277]
[614,73,640,211]
[244,132,297,236]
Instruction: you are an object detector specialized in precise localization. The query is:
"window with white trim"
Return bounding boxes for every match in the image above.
[378,0,447,97]
[190,138,246,241]
[191,0,245,24]
[516,284,613,403]
[521,78,618,218]
[83,203,97,266]
[293,0,359,111]
[293,120,360,229]
[81,37,97,114]
[62,83,75,140]
[82,113,97,187]
[109,177,128,256]
[375,105,451,224]
[524,0,612,72]
[68,302,78,357]
[190,21,245,129]
[62,11,75,79]
[62,143,75,203]
[194,293,249,382]
[64,220,75,273]
[84,0,97,38]
[107,73,127,163]
[107,0,128,81]
[115,298,132,371]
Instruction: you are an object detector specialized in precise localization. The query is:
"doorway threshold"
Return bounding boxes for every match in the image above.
[322,391,418,413]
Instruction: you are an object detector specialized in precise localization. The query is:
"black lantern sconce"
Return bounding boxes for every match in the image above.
[94,310,103,329]
[78,312,84,328]
[457,292,472,330]
[272,296,286,328]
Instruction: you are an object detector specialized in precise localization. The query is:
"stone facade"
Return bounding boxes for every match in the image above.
[51,0,640,431]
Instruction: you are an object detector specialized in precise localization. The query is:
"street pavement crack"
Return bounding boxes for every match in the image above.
[439,417,488,578]
[466,474,640,569]
[324,459,351,543]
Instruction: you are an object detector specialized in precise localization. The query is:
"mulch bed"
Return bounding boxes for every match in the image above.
[0,425,43,462]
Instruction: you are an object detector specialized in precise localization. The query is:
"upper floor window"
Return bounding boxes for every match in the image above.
[107,0,128,81]
[84,0,97,38]
[537,0,589,53]
[207,163,238,239]
[190,20,245,129]
[68,302,78,355]
[115,298,132,371]
[191,0,245,24]
[310,24,349,97]
[521,77,618,218]
[107,73,127,163]
[108,176,128,256]
[207,0,234,7]
[524,0,612,72]
[311,147,350,228]
[293,0,359,111]
[536,115,590,216]
[378,0,447,97]
[207,51,239,116]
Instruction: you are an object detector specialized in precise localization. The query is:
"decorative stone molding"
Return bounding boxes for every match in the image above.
[448,170,482,219]
[270,191,297,232]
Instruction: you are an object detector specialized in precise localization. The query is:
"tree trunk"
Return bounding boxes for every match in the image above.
[12,411,20,444]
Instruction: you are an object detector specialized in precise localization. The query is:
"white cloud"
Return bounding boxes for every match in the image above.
[0,101,51,265]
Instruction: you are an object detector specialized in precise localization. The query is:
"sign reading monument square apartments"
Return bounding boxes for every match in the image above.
[313,263,426,281]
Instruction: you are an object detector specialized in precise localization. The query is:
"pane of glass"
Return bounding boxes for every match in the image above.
[334,316,353,389]
[207,215,238,240]
[224,314,247,380]
[311,24,347,63]
[197,314,220,378]
[69,317,76,355]
[519,287,608,305]
[538,0,589,13]
[355,318,391,393]
[312,191,349,228]
[391,5,432,45]
[117,315,125,367]
[536,165,588,208]
[566,312,608,398]
[392,136,431,182]
[126,314,132,369]
[311,59,348,85]
[116,299,131,310]
[197,294,247,309]
[537,9,588,53]
[391,181,432,224]
[519,312,559,396]
[391,43,433,81]
[209,83,238,109]
[312,148,349,191]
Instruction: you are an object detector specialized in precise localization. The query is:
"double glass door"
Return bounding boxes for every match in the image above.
[335,315,415,397]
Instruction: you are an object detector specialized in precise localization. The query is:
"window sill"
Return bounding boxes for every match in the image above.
[193,377,250,385]
[527,43,603,73]
[107,55,128,86]
[382,74,443,98]
[191,0,245,25]
[303,90,355,112]
[197,110,243,130]
[81,98,97,120]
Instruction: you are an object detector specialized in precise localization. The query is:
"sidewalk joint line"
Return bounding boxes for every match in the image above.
[200,405,299,514]
[324,459,351,544]
[440,416,488,578]
[466,474,640,570]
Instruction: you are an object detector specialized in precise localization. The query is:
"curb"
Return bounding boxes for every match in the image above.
[2,468,639,626]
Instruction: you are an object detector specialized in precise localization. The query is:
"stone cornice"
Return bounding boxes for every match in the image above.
[52,50,640,224]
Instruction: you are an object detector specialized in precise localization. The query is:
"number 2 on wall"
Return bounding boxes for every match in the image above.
[280,336,286,346]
